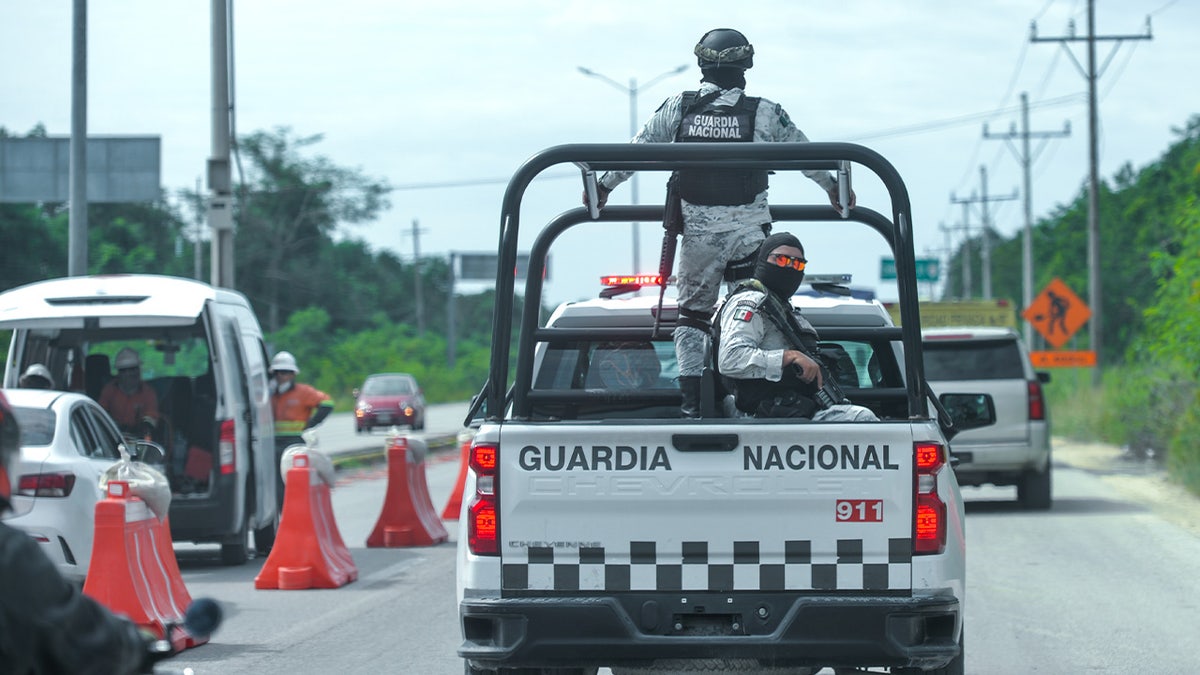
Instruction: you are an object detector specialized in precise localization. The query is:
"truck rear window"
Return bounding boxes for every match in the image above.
[536,341,679,391]
[923,339,1024,380]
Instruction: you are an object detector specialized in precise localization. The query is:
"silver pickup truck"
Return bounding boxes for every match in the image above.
[456,142,992,675]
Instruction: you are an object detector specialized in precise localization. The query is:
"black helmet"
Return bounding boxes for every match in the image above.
[694,28,754,70]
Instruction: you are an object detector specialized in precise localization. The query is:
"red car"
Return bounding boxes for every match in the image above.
[354,373,425,433]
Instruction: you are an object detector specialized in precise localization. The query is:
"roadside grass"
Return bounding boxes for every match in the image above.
[1046,365,1200,497]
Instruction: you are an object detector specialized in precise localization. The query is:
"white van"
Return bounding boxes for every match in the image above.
[0,274,278,564]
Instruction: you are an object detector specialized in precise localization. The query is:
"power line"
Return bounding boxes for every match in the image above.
[844,93,1084,141]
[391,96,1087,194]
[391,171,576,191]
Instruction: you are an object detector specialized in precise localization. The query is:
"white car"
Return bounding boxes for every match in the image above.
[1,388,131,582]
[922,327,1052,509]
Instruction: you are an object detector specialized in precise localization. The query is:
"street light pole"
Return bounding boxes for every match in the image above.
[578,64,689,273]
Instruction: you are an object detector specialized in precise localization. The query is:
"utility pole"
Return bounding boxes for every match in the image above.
[983,91,1070,345]
[941,219,975,299]
[951,169,1017,300]
[411,219,425,336]
[68,0,87,276]
[1032,1,1152,382]
[937,223,955,300]
[208,0,235,289]
[447,252,457,368]
[193,178,204,280]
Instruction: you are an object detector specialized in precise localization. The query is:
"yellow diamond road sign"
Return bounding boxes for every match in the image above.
[1022,278,1091,348]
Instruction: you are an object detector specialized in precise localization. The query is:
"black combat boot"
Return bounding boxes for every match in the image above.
[679,376,703,419]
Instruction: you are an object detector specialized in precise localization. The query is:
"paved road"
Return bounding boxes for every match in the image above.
[304,400,474,463]
[162,438,1200,674]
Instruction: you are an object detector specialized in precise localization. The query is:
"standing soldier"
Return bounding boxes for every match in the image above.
[586,28,855,418]
[269,351,333,507]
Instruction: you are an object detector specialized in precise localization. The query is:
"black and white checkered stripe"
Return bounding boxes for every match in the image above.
[502,538,912,592]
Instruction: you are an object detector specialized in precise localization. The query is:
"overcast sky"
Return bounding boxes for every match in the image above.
[1,0,1194,308]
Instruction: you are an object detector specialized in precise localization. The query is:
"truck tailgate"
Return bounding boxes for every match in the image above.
[498,422,917,595]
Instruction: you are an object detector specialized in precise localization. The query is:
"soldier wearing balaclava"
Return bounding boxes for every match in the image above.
[585,29,855,417]
[714,233,878,421]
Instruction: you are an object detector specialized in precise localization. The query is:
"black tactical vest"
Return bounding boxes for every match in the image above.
[675,90,769,206]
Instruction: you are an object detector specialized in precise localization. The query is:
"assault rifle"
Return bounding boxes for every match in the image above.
[652,172,684,339]
[756,291,851,411]
[787,354,850,410]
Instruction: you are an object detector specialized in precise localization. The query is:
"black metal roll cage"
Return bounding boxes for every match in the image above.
[485,142,930,422]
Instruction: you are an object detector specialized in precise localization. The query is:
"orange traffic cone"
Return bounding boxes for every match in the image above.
[441,430,474,520]
[83,481,206,652]
[366,434,449,547]
[255,452,357,590]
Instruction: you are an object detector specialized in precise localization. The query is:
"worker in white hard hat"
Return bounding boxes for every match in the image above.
[18,363,55,390]
[98,348,159,437]
[269,351,333,508]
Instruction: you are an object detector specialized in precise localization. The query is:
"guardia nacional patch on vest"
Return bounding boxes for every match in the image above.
[678,97,757,142]
[673,91,767,206]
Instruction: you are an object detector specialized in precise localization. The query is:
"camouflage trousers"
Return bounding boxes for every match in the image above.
[674,223,768,378]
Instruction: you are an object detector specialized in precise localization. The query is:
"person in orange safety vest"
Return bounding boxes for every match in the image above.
[269,351,333,508]
[98,348,160,438]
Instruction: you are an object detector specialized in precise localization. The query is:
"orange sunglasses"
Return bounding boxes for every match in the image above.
[770,253,807,271]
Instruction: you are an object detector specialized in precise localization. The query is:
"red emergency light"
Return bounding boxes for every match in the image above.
[601,274,663,287]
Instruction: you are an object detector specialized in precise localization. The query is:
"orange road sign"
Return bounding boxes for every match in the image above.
[1030,350,1097,368]
[1022,278,1091,348]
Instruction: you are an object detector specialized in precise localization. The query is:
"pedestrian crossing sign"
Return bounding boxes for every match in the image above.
[1023,278,1090,348]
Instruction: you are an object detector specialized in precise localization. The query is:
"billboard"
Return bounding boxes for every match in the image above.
[0,136,161,203]
[457,252,546,282]
[885,300,1017,328]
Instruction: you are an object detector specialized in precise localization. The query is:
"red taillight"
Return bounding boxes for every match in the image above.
[1028,380,1045,421]
[470,443,497,473]
[17,473,76,498]
[914,495,946,554]
[467,442,499,556]
[219,419,236,475]
[915,442,944,472]
[468,500,498,555]
[913,441,947,555]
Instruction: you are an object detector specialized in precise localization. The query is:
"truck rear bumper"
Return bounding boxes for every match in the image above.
[459,592,960,671]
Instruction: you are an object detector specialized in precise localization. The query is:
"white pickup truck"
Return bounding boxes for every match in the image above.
[456,143,992,675]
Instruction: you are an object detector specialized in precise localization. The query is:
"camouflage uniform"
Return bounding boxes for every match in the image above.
[716,285,878,422]
[598,81,837,379]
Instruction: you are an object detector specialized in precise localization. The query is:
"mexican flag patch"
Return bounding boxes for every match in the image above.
[733,307,755,322]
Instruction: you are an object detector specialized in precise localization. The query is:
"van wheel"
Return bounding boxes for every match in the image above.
[1017,466,1052,510]
[220,509,251,565]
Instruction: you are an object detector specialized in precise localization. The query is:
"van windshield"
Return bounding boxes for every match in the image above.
[90,337,212,381]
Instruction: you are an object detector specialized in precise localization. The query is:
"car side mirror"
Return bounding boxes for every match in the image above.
[1037,371,1051,384]
[939,393,997,432]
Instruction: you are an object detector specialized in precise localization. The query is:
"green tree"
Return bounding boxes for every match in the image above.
[233,127,391,333]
